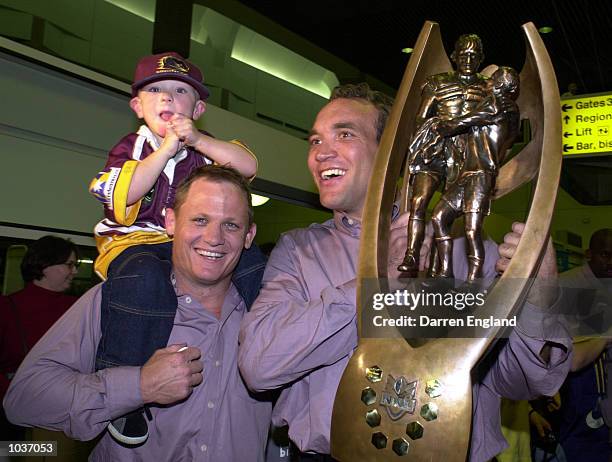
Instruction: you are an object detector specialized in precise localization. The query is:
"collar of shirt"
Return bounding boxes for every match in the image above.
[332,202,401,237]
[137,125,188,163]
[170,272,245,324]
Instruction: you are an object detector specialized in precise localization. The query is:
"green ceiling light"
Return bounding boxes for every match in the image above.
[402,47,414,54]
[232,26,339,99]
[539,26,553,34]
[105,0,155,21]
[251,194,270,207]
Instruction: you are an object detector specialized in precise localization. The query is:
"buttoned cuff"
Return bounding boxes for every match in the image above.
[508,330,572,397]
[102,366,143,420]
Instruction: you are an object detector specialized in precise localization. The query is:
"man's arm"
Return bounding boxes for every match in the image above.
[3,286,203,440]
[496,222,559,309]
[3,286,141,440]
[479,222,571,400]
[238,233,358,392]
[571,338,610,371]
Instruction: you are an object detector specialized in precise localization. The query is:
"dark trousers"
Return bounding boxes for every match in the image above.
[95,242,266,370]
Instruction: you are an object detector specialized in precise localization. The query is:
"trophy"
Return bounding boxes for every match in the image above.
[397,33,521,282]
[330,21,561,461]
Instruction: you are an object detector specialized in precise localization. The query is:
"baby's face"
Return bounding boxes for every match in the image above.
[130,79,202,142]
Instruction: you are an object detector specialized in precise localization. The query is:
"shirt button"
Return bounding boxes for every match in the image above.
[185,296,192,303]
[215,360,221,367]
[207,401,215,409]
[200,444,207,452]
[347,218,354,225]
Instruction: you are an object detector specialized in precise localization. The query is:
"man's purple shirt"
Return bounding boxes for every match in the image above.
[4,284,271,461]
[238,212,571,462]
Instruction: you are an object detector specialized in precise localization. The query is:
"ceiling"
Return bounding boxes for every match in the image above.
[235,0,612,96]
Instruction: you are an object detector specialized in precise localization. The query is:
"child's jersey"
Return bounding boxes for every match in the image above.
[89,125,250,279]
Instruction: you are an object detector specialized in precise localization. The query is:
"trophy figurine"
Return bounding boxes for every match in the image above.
[330,21,562,461]
[397,34,521,282]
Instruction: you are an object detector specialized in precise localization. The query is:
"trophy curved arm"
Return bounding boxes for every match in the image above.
[494,23,555,198]
[356,21,451,336]
[476,22,562,347]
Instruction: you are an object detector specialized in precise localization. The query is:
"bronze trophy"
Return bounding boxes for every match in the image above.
[330,21,561,461]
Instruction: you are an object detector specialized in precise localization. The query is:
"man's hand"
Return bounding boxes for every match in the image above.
[529,409,553,439]
[496,222,559,307]
[168,114,201,146]
[140,344,203,405]
[545,393,561,413]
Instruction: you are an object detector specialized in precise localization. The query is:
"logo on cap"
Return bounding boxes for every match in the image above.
[156,56,190,75]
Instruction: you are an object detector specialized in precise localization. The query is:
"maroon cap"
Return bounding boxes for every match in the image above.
[131,52,210,100]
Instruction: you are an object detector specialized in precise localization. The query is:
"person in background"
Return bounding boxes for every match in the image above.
[557,228,612,462]
[0,236,79,440]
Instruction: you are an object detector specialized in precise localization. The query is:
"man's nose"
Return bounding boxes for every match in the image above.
[203,225,224,245]
[314,142,337,161]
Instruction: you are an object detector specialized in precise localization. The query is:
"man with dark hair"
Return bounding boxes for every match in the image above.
[329,82,394,143]
[239,83,570,462]
[557,228,612,462]
[5,165,272,461]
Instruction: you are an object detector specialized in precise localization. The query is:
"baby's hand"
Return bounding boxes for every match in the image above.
[169,114,201,146]
[160,123,183,155]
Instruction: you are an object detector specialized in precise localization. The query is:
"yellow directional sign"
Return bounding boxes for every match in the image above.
[560,94,612,155]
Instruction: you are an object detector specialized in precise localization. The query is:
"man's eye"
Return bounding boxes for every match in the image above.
[194,217,207,225]
[339,131,354,139]
[147,87,160,93]
[224,222,239,230]
[176,87,188,94]
[309,138,321,146]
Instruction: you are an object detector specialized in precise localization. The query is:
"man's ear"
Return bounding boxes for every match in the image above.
[192,100,206,120]
[165,208,176,237]
[244,223,257,249]
[130,96,144,118]
[585,249,592,261]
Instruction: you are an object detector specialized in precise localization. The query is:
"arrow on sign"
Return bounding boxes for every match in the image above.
[563,132,573,138]
[564,115,570,124]
[562,104,573,112]
[563,144,574,152]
